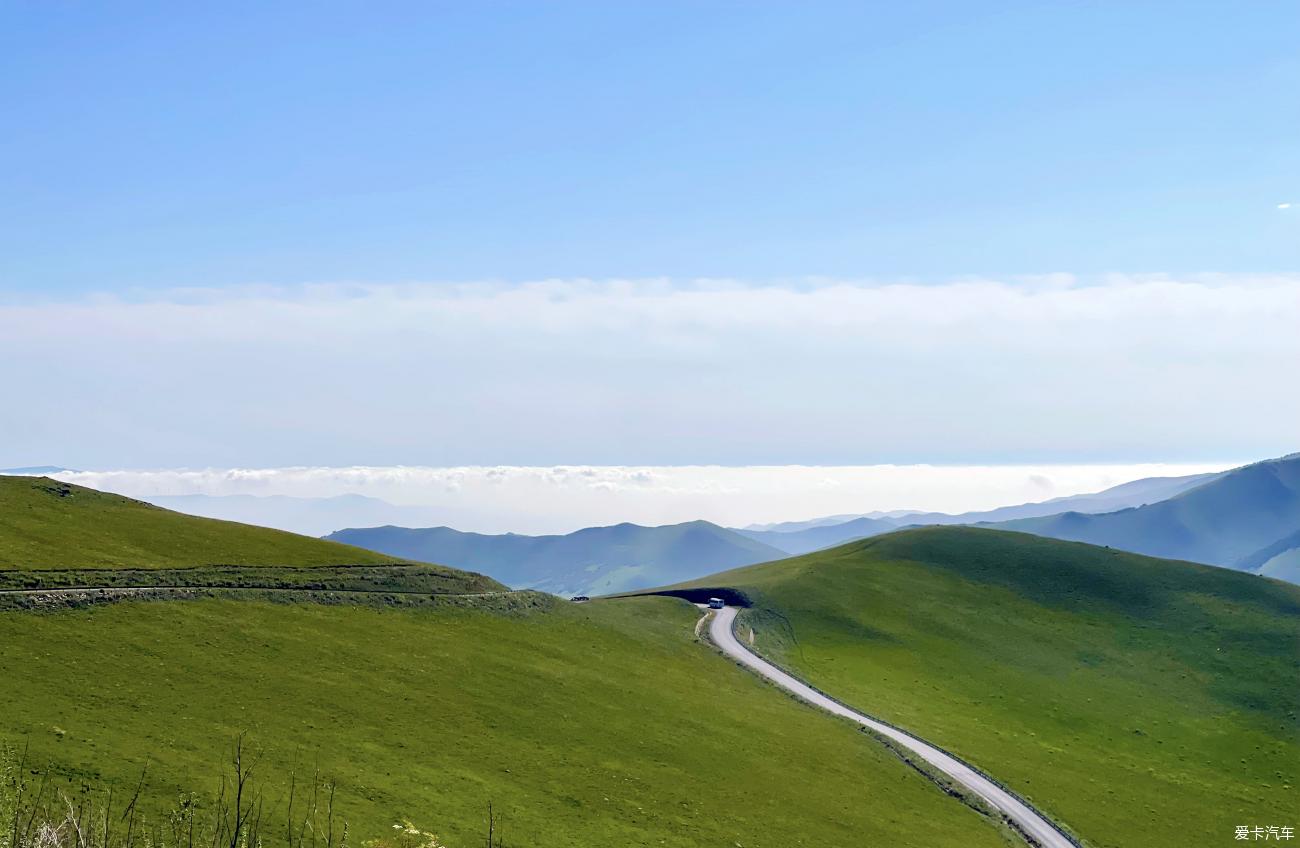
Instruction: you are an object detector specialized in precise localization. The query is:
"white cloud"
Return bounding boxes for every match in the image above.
[1280,202,1293,210]
[48,462,1235,535]
[2,275,1297,469]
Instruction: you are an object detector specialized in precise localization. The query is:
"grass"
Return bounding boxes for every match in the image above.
[0,595,1011,848]
[678,526,1300,848]
[2,734,352,848]
[0,564,504,595]
[0,477,413,571]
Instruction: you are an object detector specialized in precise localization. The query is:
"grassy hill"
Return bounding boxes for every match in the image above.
[991,453,1300,576]
[0,475,415,570]
[673,527,1300,848]
[0,476,1014,847]
[327,520,787,596]
[0,596,1011,848]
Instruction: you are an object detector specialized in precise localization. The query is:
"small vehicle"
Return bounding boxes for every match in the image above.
[707,597,725,609]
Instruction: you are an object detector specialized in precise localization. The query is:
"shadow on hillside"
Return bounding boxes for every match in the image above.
[625,587,754,607]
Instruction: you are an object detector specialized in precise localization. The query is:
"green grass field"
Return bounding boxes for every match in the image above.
[0,476,410,570]
[680,527,1300,848]
[0,596,1010,848]
[0,563,505,599]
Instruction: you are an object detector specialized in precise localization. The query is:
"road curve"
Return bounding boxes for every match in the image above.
[706,605,1076,848]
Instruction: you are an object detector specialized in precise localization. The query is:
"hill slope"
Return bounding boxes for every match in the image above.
[327,520,787,596]
[673,527,1300,848]
[0,475,1011,847]
[0,475,412,570]
[991,453,1300,575]
[0,595,1009,848]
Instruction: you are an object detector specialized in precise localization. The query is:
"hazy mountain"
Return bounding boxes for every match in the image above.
[738,470,1226,555]
[146,493,447,537]
[990,454,1300,580]
[0,466,77,475]
[739,516,902,555]
[903,471,1226,525]
[743,514,872,533]
[327,520,787,597]
[1256,544,1300,584]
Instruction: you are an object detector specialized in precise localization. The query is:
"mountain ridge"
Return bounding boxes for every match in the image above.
[987,454,1300,576]
[327,519,787,596]
[736,468,1225,555]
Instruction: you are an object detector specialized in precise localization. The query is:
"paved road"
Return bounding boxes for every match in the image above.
[706,605,1076,848]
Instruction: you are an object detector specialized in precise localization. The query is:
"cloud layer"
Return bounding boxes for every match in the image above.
[3,275,1297,468]
[51,462,1233,534]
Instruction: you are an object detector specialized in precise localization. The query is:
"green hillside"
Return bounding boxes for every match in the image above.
[676,527,1300,848]
[991,453,1300,576]
[0,596,1007,848]
[0,476,411,570]
[0,477,1012,847]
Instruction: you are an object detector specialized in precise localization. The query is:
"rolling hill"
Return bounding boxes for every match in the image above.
[326,520,787,596]
[991,453,1300,576]
[0,477,1009,848]
[0,475,416,570]
[670,526,1300,848]
[0,596,1011,848]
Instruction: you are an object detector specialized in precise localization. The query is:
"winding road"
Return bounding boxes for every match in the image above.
[705,605,1076,848]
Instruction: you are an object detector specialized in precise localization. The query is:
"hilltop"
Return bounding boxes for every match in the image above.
[670,526,1300,848]
[0,475,415,570]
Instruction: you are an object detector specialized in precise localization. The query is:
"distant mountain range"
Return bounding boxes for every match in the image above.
[325,457,1299,592]
[743,513,887,532]
[144,493,449,538]
[736,469,1222,556]
[987,454,1300,580]
[24,456,1290,592]
[325,520,787,597]
[738,515,902,555]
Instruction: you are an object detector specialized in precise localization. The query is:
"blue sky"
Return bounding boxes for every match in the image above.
[2,4,1297,475]
[4,1,1297,293]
